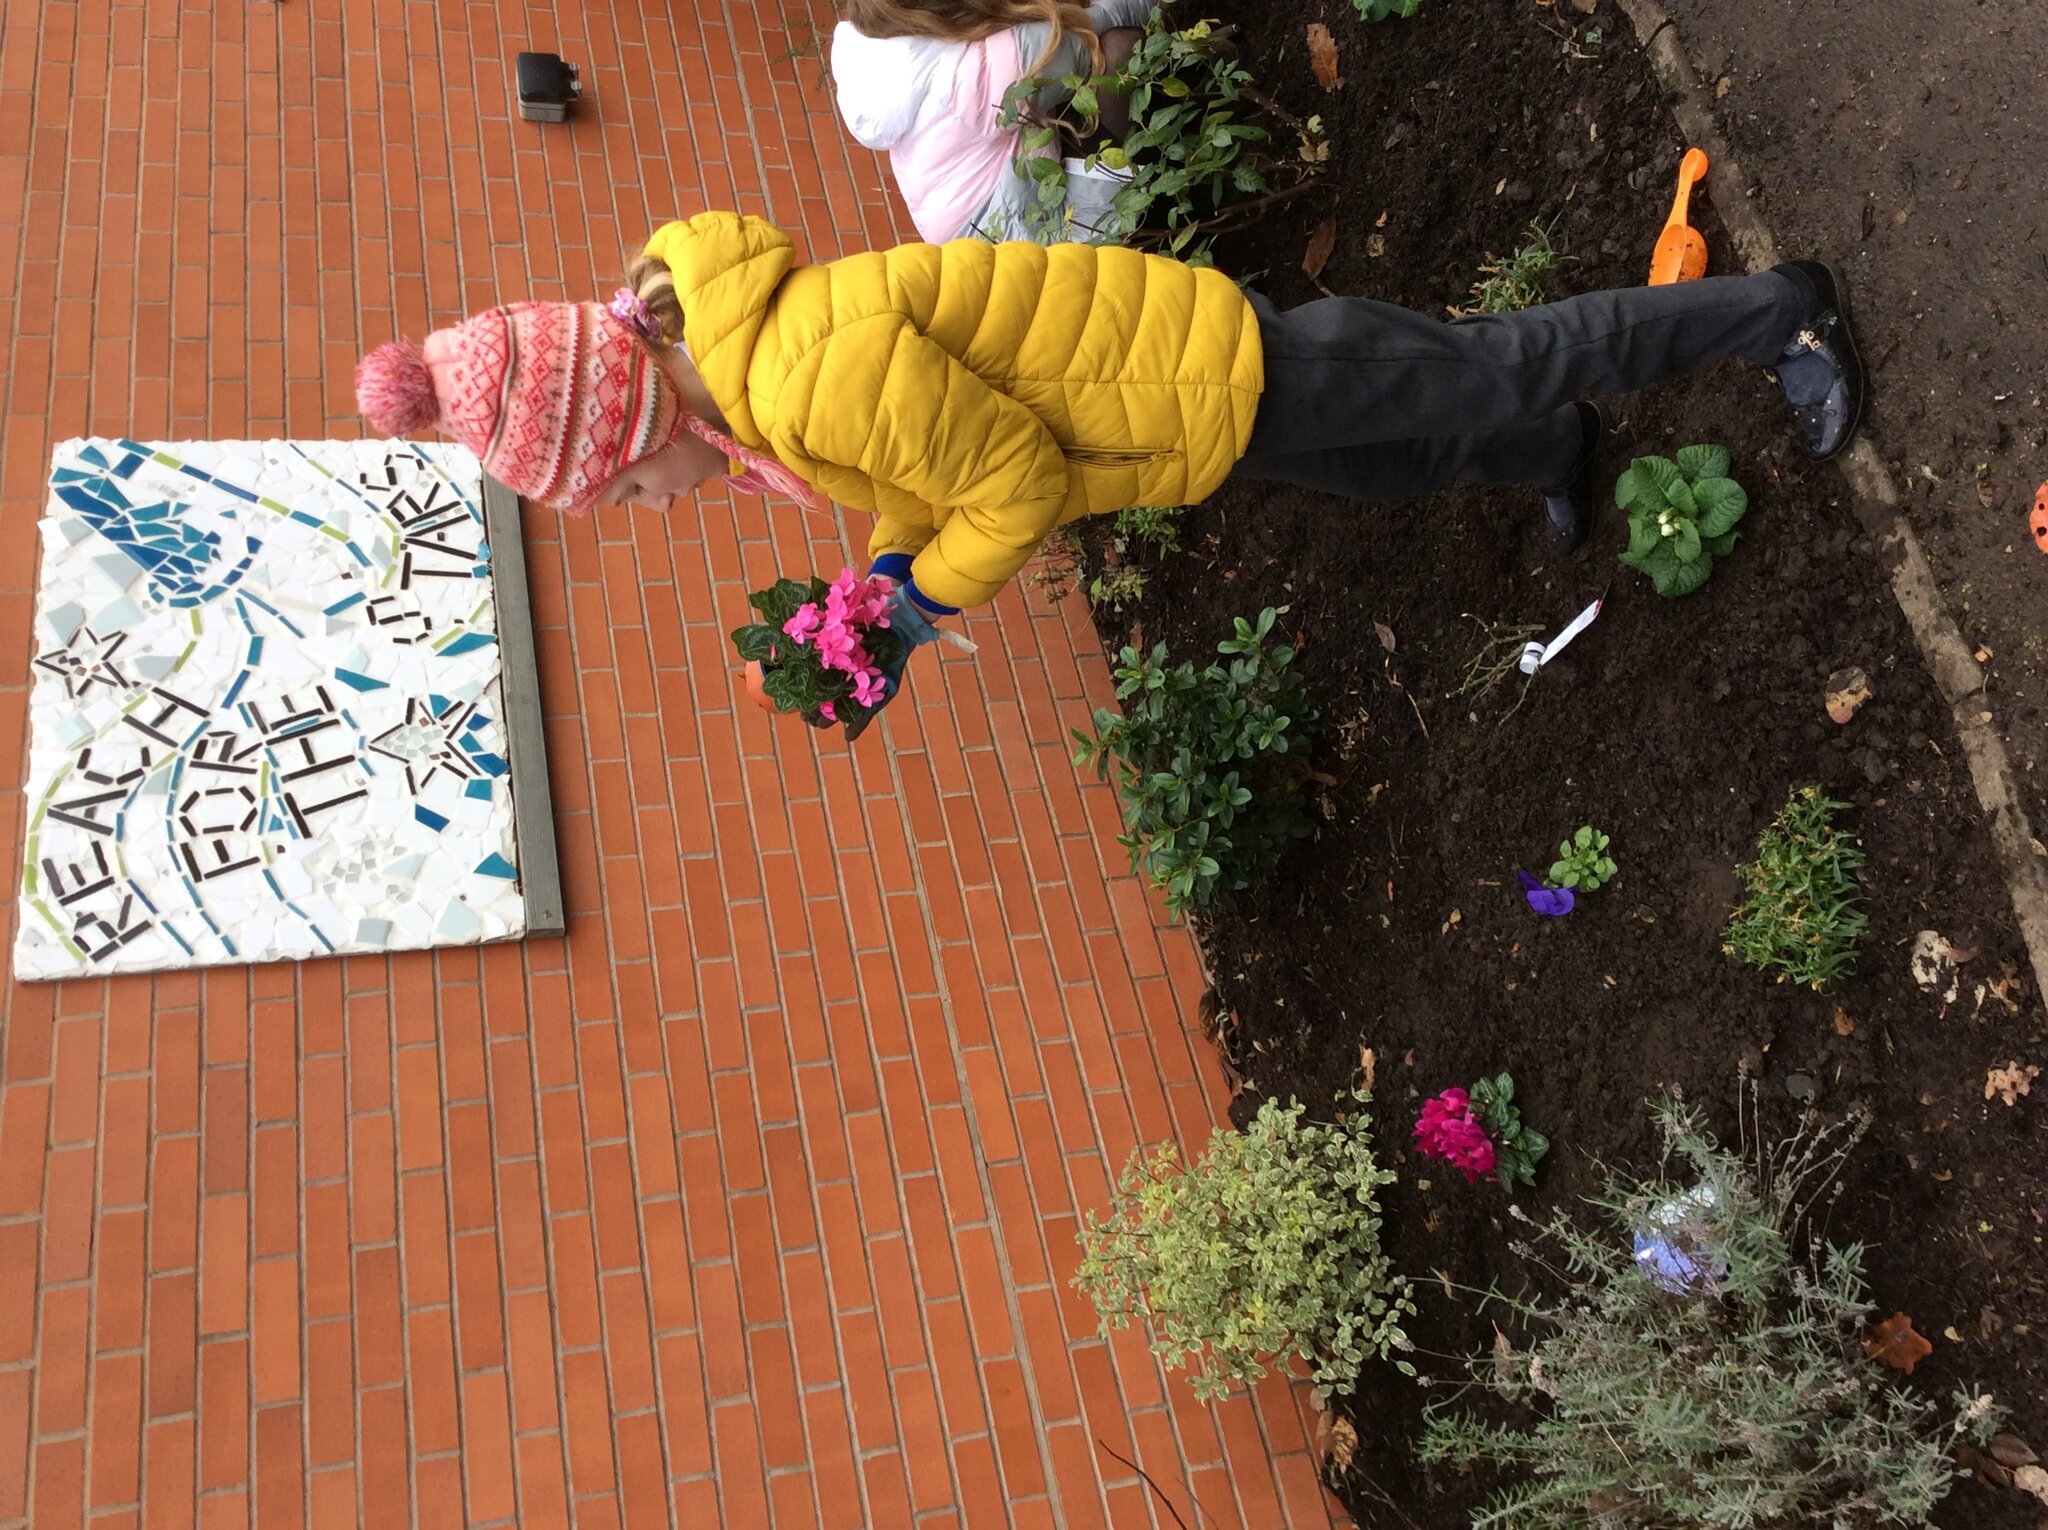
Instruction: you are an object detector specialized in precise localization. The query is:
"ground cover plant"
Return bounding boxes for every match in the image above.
[1418,1100,1998,1529]
[1075,1092,1415,1400]
[1068,0,2040,1522]
[1724,786,1868,990]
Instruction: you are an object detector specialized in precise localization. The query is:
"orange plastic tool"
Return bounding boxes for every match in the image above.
[1648,148,1710,285]
[2031,481,2048,555]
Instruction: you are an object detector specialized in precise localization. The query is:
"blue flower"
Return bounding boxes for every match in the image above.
[1517,870,1575,917]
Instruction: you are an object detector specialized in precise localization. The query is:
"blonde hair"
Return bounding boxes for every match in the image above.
[842,0,1106,79]
[621,254,686,351]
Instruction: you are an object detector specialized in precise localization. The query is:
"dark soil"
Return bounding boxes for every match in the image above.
[1663,0,2048,835]
[1089,3,2048,1524]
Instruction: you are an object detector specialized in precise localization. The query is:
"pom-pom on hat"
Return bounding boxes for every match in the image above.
[356,301,685,514]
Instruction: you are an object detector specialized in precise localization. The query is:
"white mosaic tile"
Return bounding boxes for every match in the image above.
[15,438,531,978]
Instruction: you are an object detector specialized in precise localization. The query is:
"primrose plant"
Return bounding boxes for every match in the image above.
[1616,444,1749,597]
[1549,825,1616,892]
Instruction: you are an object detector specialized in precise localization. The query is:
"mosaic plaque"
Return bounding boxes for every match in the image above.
[16,438,535,978]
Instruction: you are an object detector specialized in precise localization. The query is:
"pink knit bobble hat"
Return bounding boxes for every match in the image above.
[355,301,820,514]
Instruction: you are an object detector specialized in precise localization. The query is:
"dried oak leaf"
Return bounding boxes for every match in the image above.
[1302,217,1337,283]
[2015,1462,2048,1507]
[1306,22,1342,90]
[1986,1062,2041,1107]
[1320,1413,1359,1477]
[1864,1312,1933,1374]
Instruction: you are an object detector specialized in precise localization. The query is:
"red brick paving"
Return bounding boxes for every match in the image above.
[0,0,1343,1524]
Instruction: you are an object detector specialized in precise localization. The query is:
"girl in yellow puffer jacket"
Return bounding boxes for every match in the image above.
[355,212,1860,708]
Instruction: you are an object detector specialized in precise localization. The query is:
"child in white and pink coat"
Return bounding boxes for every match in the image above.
[831,0,1148,244]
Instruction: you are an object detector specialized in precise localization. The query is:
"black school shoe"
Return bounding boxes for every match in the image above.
[1540,401,1606,554]
[1771,260,1864,460]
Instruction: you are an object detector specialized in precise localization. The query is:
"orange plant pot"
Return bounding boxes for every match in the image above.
[742,660,780,713]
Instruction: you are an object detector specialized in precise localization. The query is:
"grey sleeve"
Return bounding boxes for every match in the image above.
[1085,0,1152,32]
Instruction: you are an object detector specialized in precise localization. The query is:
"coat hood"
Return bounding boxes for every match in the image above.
[641,212,797,447]
[830,24,956,150]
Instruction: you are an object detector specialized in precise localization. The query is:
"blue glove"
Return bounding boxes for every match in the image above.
[841,575,950,740]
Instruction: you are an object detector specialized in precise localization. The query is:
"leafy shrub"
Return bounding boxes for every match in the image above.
[1419,1099,1998,1529]
[1072,606,1317,916]
[1724,786,1868,989]
[1548,825,1616,892]
[1003,9,1327,260]
[1076,1094,1415,1401]
[1616,445,1749,597]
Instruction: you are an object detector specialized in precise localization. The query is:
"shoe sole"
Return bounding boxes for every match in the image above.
[1801,260,1865,461]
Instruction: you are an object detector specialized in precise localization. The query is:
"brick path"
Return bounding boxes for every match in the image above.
[0,0,1342,1525]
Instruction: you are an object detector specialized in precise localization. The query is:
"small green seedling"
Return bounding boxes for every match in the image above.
[1616,445,1749,597]
[1353,0,1424,18]
[1549,826,1616,892]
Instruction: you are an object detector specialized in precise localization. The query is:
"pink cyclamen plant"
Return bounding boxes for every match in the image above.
[1413,1088,1498,1185]
[782,568,895,709]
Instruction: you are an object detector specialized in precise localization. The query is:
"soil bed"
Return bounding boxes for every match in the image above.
[1088,3,2048,1524]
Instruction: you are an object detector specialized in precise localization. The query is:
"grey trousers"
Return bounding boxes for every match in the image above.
[1230,269,1814,499]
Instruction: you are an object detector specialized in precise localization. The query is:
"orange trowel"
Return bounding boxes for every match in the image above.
[1647,148,1710,285]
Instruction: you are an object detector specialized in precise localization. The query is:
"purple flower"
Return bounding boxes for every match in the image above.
[1517,870,1575,917]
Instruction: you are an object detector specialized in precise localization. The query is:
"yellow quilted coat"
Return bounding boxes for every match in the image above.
[643,212,1265,609]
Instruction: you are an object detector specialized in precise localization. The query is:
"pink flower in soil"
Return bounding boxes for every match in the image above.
[1413,1088,1498,1185]
[783,603,823,641]
[818,701,837,722]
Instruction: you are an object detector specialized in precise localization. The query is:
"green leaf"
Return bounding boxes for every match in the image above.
[731,624,781,663]
[1703,529,1741,558]
[1657,553,1713,598]
[1624,513,1661,561]
[1693,476,1749,538]
[1631,455,1683,508]
[1672,522,1703,565]
[1675,443,1731,482]
[1613,463,1653,512]
[1574,826,1594,850]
